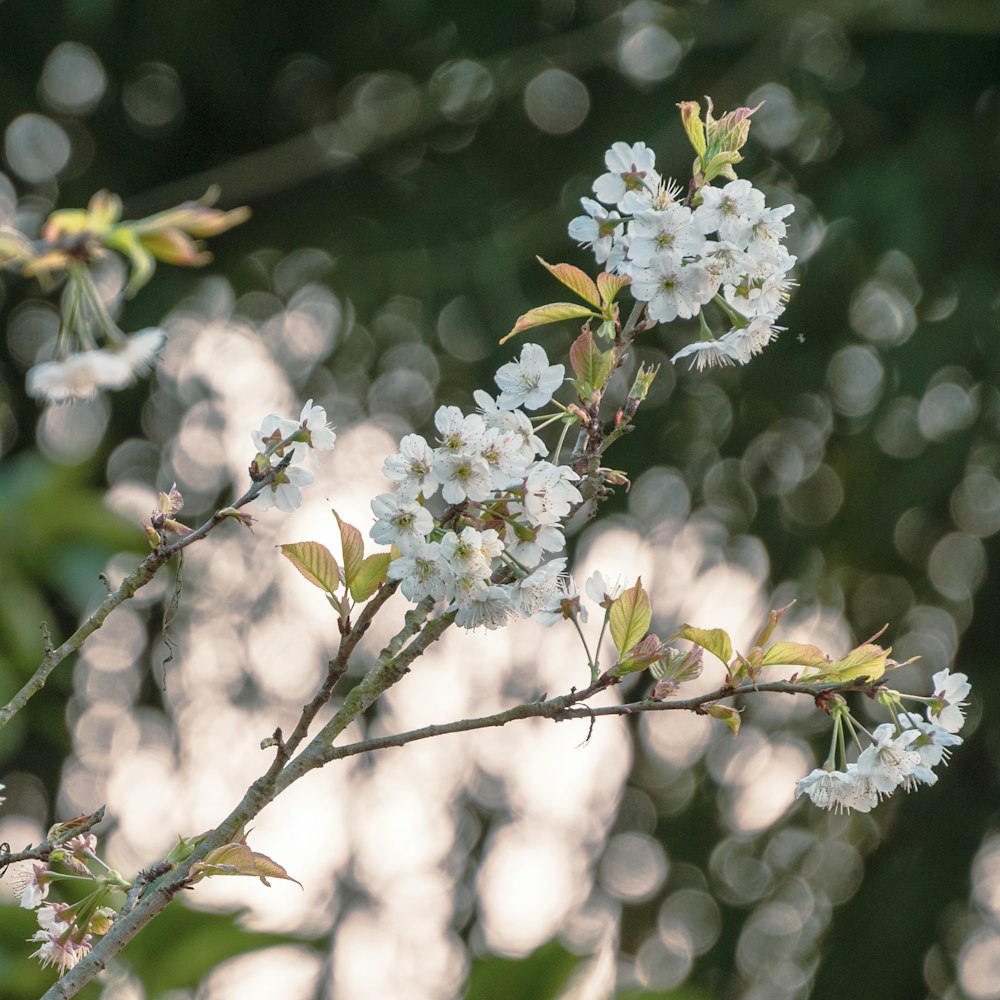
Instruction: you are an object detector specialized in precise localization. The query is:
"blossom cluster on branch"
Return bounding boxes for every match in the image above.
[0,97,974,995]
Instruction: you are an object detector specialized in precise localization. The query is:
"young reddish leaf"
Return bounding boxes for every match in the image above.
[761,641,830,670]
[609,579,652,656]
[499,303,599,344]
[706,703,741,736]
[279,541,340,593]
[334,510,364,587]
[569,330,616,395]
[350,553,392,603]
[596,271,630,306]
[192,842,303,888]
[670,625,733,669]
[536,257,601,308]
[609,633,665,677]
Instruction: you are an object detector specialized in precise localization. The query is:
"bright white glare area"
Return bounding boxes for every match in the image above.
[973,835,1000,920]
[635,924,694,991]
[477,821,590,955]
[333,905,466,1000]
[959,928,1000,1000]
[123,62,185,133]
[523,68,590,135]
[39,42,106,116]
[617,24,683,83]
[200,945,322,1000]
[717,733,813,833]
[641,708,714,769]
[37,396,110,465]
[600,832,669,903]
[658,889,721,955]
[5,113,71,182]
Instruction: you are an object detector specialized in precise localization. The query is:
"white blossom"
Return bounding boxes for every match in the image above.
[629,256,713,324]
[856,724,922,796]
[693,179,766,245]
[252,464,315,513]
[928,668,971,733]
[494,343,565,412]
[382,433,438,498]
[387,541,455,603]
[522,462,582,525]
[592,141,660,210]
[370,493,434,553]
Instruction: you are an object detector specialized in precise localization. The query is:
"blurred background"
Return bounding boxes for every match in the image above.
[1,1,999,998]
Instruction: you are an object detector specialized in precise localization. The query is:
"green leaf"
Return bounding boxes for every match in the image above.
[609,633,665,677]
[569,329,616,396]
[596,271,630,306]
[350,552,391,602]
[761,641,830,669]
[815,642,890,683]
[536,257,601,307]
[499,303,599,344]
[279,541,340,593]
[670,625,733,668]
[706,703,741,736]
[105,226,156,297]
[334,510,364,588]
[752,601,795,650]
[609,579,652,656]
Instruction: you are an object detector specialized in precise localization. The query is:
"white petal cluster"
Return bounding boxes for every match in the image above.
[569,142,796,368]
[796,669,971,813]
[251,399,337,513]
[374,344,579,630]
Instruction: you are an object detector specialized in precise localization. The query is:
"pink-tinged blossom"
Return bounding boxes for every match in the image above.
[494,343,565,412]
[29,904,92,974]
[15,861,50,909]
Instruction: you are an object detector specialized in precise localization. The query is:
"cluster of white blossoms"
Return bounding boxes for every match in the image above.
[250,399,337,512]
[373,342,582,630]
[25,327,166,403]
[569,141,796,370]
[795,668,971,813]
